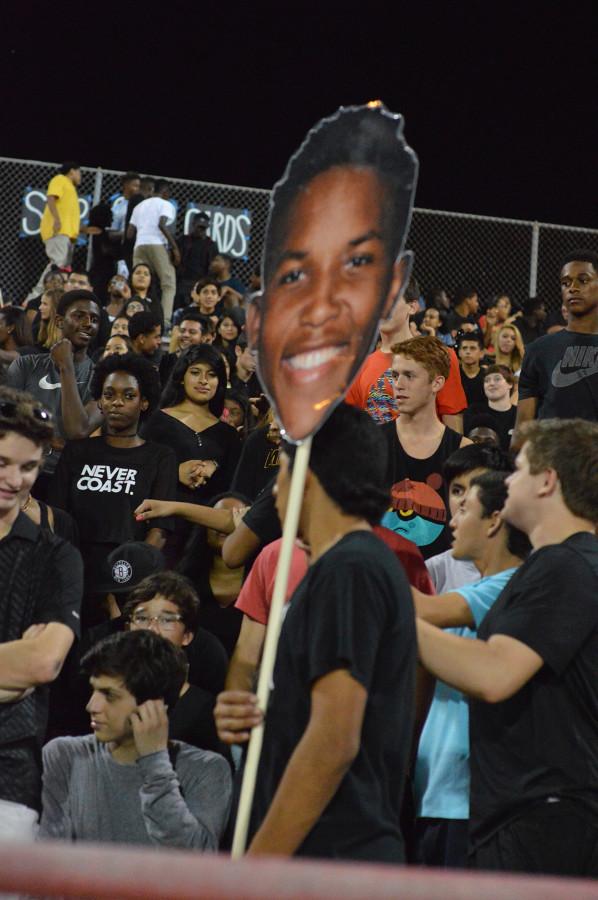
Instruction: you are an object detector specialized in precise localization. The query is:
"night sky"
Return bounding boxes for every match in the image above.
[2,2,595,228]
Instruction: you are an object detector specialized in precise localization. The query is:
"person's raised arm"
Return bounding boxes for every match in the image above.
[247,668,366,856]
[133,699,232,849]
[50,340,103,439]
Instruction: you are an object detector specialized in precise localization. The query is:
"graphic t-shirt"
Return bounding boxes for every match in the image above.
[380,424,463,559]
[250,531,416,862]
[518,330,598,420]
[345,348,466,424]
[470,533,598,849]
[48,438,177,544]
[40,174,80,241]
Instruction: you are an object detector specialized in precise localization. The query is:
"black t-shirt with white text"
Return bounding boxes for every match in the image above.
[250,530,416,862]
[470,533,598,849]
[518,330,598,420]
[48,437,176,545]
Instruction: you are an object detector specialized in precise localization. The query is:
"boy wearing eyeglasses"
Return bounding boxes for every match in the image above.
[40,630,231,848]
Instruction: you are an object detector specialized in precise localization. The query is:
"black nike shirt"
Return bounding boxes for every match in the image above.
[518,331,598,420]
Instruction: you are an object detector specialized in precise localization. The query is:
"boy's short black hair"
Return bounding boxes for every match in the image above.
[128,311,161,340]
[284,402,388,525]
[470,470,532,560]
[453,285,478,305]
[90,352,161,416]
[122,571,200,632]
[456,331,484,351]
[56,289,100,318]
[59,161,80,175]
[179,310,205,327]
[121,171,140,186]
[81,630,187,710]
[443,443,512,485]
[561,248,598,272]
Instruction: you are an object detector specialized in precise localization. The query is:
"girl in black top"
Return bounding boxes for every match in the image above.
[141,346,242,565]
[142,345,242,505]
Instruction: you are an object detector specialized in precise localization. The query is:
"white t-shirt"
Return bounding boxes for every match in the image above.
[130,197,175,246]
[425,549,479,593]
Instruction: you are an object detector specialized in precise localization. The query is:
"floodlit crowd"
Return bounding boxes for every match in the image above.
[0,157,596,880]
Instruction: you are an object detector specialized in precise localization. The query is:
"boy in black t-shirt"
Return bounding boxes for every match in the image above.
[49,353,176,624]
[464,364,517,450]
[417,418,598,876]
[457,331,487,406]
[516,249,598,431]
[215,404,416,862]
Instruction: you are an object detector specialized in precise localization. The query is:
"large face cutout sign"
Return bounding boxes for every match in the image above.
[247,103,418,443]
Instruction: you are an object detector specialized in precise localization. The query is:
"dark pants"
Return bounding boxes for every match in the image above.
[471,797,598,877]
[414,818,468,869]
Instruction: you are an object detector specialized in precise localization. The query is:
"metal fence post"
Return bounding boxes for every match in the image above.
[85,167,103,271]
[529,221,539,298]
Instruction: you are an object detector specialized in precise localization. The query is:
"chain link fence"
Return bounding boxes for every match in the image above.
[1,156,596,314]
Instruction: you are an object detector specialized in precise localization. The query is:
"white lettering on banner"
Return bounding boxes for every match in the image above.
[76,465,137,495]
[184,203,251,259]
[20,190,91,240]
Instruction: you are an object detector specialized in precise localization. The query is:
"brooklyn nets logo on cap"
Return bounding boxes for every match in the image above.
[112,560,133,584]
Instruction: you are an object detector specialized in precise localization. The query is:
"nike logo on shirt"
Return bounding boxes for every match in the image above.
[551,345,598,388]
[38,375,87,390]
[38,375,62,390]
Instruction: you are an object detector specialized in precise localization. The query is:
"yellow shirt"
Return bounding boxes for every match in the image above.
[40,174,80,242]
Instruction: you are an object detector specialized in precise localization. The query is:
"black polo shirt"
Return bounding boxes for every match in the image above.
[0,513,83,811]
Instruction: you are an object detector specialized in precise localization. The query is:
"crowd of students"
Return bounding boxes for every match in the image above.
[0,164,596,881]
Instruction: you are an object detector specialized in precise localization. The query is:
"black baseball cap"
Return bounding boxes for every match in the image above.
[194,211,210,225]
[94,542,165,595]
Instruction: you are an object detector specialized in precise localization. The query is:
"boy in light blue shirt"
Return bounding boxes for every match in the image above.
[412,469,531,867]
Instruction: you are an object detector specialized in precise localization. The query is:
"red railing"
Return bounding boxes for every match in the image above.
[0,841,595,899]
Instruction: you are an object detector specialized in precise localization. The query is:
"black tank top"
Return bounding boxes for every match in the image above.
[381,423,463,560]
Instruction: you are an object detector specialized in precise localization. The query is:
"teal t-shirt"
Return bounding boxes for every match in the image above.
[413,567,517,819]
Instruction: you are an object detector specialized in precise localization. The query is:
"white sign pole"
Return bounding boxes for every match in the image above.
[231,435,313,858]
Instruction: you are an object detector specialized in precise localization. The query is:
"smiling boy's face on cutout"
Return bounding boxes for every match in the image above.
[249,165,406,442]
